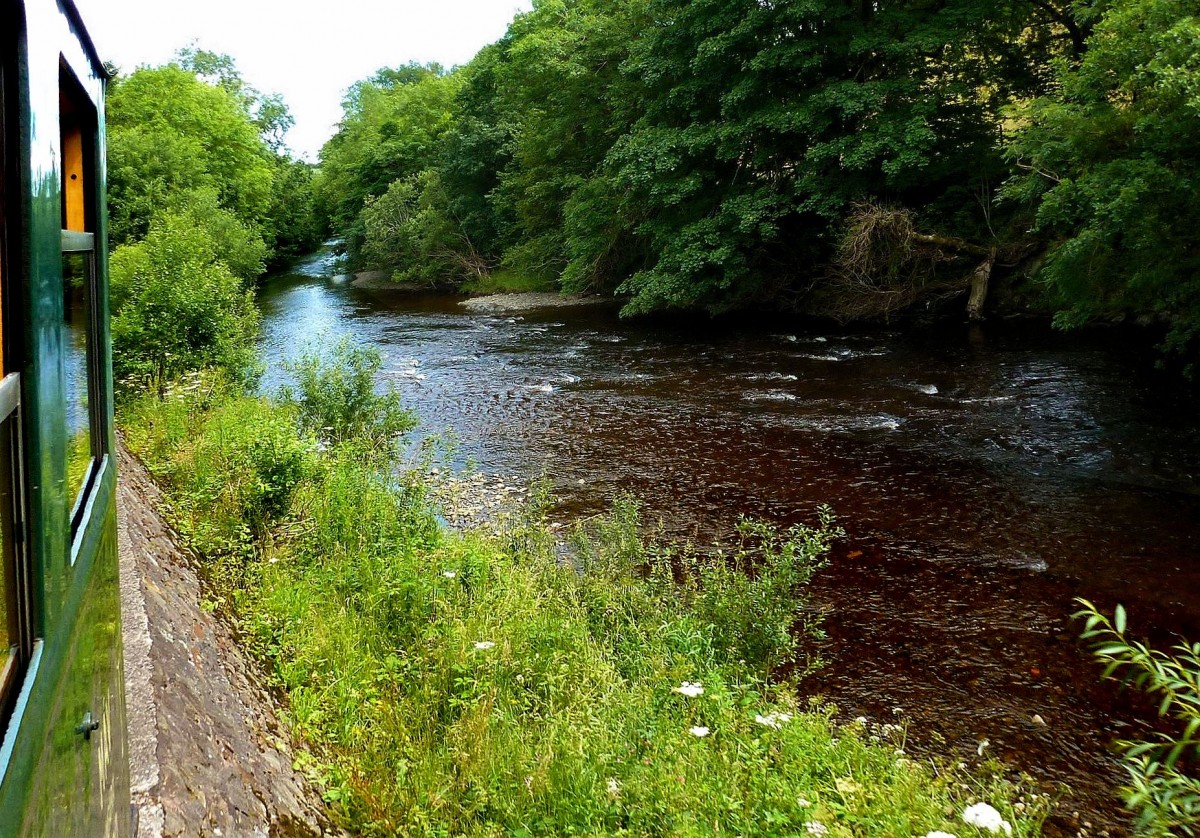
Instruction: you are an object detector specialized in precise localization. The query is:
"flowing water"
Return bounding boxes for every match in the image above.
[259,251,1200,834]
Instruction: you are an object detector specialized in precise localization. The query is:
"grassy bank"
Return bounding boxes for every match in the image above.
[120,365,1049,836]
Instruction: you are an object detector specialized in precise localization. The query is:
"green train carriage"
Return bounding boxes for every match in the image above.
[0,0,130,833]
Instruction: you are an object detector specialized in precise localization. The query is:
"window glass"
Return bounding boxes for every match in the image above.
[63,250,95,510]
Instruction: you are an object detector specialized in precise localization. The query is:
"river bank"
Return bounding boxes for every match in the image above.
[118,368,1053,836]
[252,255,1200,833]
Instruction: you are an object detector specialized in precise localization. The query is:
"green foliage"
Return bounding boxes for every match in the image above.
[122,385,1049,836]
[120,374,315,590]
[359,171,488,284]
[279,337,416,451]
[569,500,838,677]
[106,54,324,390]
[1004,0,1200,361]
[313,64,461,254]
[110,211,261,389]
[316,0,1094,318]
[107,65,274,243]
[176,46,296,151]
[605,0,1036,314]
[1077,600,1200,834]
[264,157,323,265]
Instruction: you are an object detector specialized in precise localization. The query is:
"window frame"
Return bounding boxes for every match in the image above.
[58,64,107,555]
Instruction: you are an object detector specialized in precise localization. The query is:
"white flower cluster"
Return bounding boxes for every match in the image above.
[473,640,495,650]
[754,711,793,729]
[672,681,704,697]
[962,802,1012,835]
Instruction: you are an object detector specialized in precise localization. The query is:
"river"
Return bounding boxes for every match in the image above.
[259,251,1200,834]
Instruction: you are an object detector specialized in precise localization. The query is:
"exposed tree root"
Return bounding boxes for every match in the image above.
[815,203,1004,322]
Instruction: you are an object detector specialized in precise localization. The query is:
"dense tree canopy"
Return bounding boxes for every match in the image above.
[313,0,1199,359]
[1005,0,1200,360]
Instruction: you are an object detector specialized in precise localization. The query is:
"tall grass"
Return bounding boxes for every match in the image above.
[121,363,1050,836]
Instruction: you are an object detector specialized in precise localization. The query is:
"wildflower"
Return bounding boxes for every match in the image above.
[754,711,792,729]
[606,778,621,797]
[854,716,869,725]
[689,726,710,738]
[976,738,989,756]
[797,797,813,808]
[962,803,1012,836]
[673,681,704,698]
[835,778,862,795]
[442,570,457,579]
[921,832,958,838]
[473,641,496,650]
[804,821,829,836]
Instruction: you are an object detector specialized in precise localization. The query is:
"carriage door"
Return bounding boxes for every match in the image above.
[0,11,34,742]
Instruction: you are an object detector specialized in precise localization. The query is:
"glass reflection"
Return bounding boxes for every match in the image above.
[63,251,94,505]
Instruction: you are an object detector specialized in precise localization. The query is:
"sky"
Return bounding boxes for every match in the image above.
[72,0,534,160]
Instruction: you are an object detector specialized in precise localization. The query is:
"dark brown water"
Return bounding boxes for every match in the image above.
[259,252,1200,834]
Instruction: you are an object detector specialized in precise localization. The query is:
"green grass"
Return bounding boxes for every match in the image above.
[120,372,1052,836]
[459,269,558,295]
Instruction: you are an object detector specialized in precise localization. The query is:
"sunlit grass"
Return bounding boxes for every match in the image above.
[459,269,557,295]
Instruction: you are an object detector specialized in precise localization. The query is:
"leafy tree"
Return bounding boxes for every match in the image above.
[1004,0,1200,362]
[436,42,518,264]
[176,46,296,151]
[107,65,275,241]
[488,0,646,285]
[263,157,323,265]
[314,64,460,255]
[603,0,1036,314]
[361,171,489,284]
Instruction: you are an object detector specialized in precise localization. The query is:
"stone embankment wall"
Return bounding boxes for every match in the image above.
[117,442,336,837]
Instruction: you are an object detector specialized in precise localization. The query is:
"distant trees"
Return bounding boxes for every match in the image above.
[315,0,1200,358]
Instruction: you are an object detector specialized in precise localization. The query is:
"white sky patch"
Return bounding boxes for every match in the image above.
[73,0,533,160]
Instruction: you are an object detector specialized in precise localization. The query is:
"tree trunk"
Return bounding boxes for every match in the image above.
[966,248,997,321]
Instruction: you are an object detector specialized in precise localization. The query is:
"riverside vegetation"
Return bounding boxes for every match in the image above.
[104,22,1200,837]
[313,0,1200,366]
[121,350,1051,836]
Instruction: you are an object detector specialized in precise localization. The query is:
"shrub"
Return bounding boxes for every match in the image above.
[110,211,261,391]
[279,337,416,452]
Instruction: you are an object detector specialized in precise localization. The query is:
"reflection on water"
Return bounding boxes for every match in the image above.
[260,251,1200,833]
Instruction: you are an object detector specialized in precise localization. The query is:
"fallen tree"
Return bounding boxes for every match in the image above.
[814,203,1012,323]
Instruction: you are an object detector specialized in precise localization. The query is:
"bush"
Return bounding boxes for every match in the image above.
[569,498,837,677]
[111,211,261,391]
[279,337,416,452]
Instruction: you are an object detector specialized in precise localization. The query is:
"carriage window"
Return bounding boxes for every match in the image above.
[60,65,102,536]
[62,244,96,511]
[0,377,23,704]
